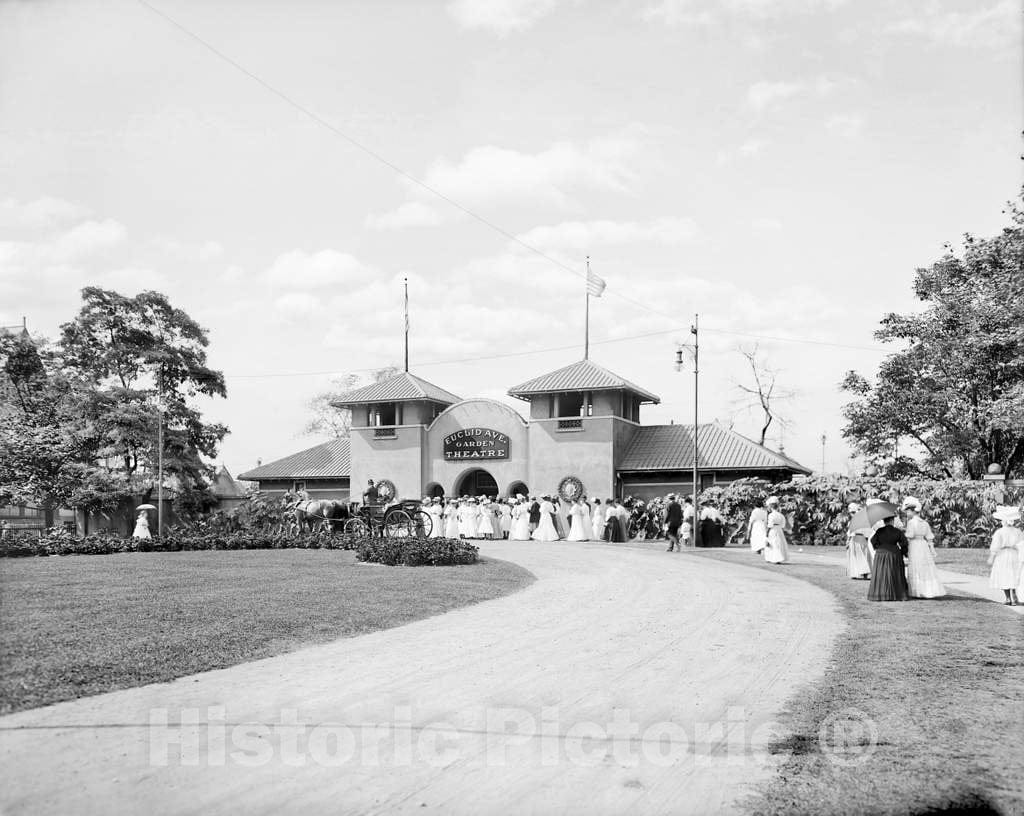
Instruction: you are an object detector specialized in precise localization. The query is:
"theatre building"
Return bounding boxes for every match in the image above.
[239,358,809,502]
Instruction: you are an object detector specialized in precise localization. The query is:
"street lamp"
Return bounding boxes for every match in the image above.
[675,314,699,546]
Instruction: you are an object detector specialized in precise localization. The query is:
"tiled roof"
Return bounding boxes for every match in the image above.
[331,372,462,406]
[618,423,811,474]
[238,439,351,480]
[508,359,660,404]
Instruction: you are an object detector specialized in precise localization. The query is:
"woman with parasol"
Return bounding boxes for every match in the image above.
[860,501,909,601]
[133,504,156,539]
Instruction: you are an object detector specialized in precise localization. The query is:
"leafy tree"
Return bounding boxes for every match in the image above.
[0,289,227,527]
[58,288,228,491]
[841,192,1024,478]
[305,366,399,437]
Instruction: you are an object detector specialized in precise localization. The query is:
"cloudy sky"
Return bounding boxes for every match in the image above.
[1,0,1020,478]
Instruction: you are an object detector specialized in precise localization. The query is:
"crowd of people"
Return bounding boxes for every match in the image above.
[416,492,730,546]
[823,496,1024,605]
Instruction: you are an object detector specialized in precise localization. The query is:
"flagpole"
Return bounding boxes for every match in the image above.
[584,257,590,360]
[403,277,409,373]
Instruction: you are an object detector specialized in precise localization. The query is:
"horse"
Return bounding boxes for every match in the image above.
[293,500,351,533]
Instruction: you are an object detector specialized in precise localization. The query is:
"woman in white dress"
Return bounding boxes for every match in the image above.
[477,498,496,540]
[510,499,531,541]
[580,498,594,541]
[591,499,605,542]
[132,510,151,539]
[902,497,945,598]
[458,498,478,539]
[763,497,789,564]
[532,496,560,542]
[498,500,513,539]
[443,500,459,538]
[988,505,1023,605]
[746,500,768,554]
[846,501,873,579]
[427,497,444,538]
[567,499,588,541]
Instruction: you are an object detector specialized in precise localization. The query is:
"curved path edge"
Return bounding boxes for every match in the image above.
[0,541,843,816]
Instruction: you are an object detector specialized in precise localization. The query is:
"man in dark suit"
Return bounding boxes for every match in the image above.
[528,496,541,534]
[664,494,683,552]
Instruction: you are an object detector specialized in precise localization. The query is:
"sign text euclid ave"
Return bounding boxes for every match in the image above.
[443,428,510,460]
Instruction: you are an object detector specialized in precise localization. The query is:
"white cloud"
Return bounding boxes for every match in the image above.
[643,0,845,26]
[825,112,865,134]
[885,1,1020,49]
[365,201,445,231]
[272,292,323,321]
[414,129,645,210]
[50,219,127,260]
[265,249,373,290]
[717,137,768,164]
[0,197,91,229]
[446,0,568,34]
[751,217,783,235]
[516,217,699,252]
[747,76,839,111]
[747,81,805,110]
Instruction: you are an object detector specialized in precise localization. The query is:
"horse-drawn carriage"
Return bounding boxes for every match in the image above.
[342,498,433,539]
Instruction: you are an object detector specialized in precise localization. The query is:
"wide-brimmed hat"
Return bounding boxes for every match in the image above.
[901,496,921,511]
[765,496,780,506]
[993,505,1021,523]
[848,502,861,513]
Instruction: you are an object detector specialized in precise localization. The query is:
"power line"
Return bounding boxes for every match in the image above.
[222,324,888,379]
[133,2,893,368]
[134,0,676,322]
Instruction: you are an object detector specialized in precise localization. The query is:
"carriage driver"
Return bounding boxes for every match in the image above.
[362,479,380,506]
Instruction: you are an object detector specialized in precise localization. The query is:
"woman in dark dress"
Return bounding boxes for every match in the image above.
[603,499,625,542]
[868,516,910,601]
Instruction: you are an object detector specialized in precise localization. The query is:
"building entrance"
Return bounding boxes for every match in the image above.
[455,469,499,497]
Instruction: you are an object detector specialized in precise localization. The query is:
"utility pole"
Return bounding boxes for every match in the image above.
[820,432,827,474]
[157,379,164,538]
[403,277,410,373]
[675,313,700,546]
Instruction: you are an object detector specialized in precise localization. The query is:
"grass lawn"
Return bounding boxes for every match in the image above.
[0,549,534,715]
[693,549,1024,816]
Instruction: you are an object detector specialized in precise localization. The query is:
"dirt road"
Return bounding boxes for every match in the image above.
[0,541,841,815]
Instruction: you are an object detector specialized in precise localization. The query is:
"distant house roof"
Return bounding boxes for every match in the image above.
[210,466,246,499]
[508,359,661,404]
[237,439,351,481]
[331,371,462,407]
[618,423,811,474]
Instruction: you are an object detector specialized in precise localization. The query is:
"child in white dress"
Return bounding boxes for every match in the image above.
[477,499,496,540]
[989,505,1023,605]
[902,497,945,598]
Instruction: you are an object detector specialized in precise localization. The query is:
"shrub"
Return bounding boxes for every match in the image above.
[355,536,479,566]
[702,474,1021,548]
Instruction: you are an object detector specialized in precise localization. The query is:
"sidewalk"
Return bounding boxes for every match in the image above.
[702,544,1024,616]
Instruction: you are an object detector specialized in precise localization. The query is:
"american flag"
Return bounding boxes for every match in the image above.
[586,267,606,297]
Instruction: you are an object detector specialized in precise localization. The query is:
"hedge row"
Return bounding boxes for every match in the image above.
[0,529,478,565]
[355,536,479,566]
[699,474,1022,548]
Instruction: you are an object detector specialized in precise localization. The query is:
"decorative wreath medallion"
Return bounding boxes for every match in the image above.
[558,475,585,502]
[376,479,397,502]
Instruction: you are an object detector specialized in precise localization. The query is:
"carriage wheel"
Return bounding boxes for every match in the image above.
[411,510,432,539]
[343,517,370,537]
[382,509,415,538]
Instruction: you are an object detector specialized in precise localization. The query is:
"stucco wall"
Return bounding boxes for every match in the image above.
[527,417,617,500]
[426,399,530,496]
[350,426,426,502]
